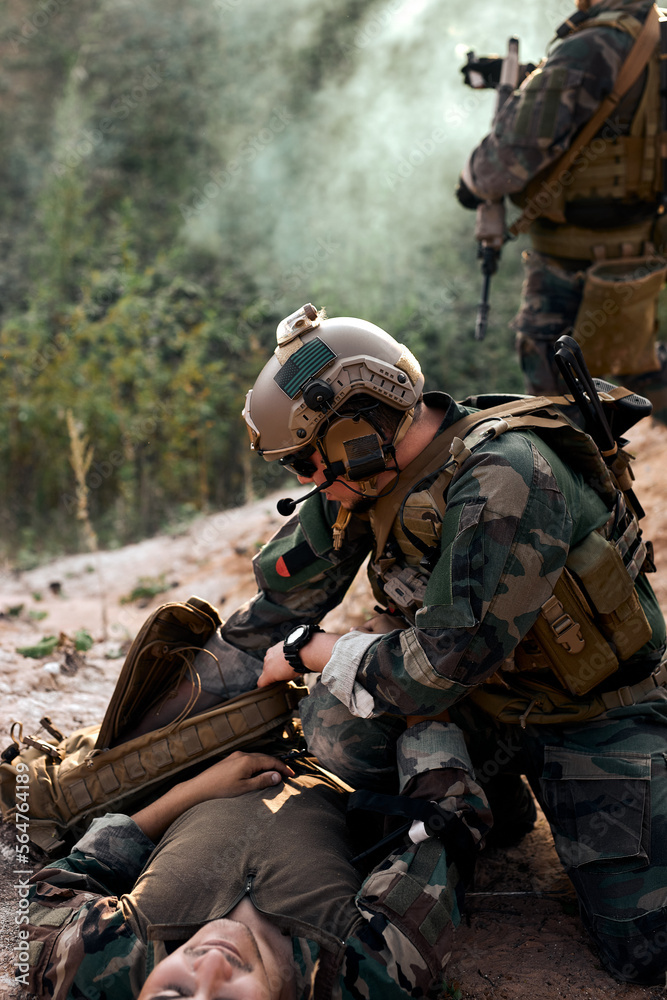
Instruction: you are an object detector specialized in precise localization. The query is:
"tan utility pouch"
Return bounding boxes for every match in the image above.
[519,531,651,697]
[567,528,651,659]
[525,569,618,696]
[573,255,667,376]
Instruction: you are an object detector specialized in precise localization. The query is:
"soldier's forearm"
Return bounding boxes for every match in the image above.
[299,631,341,672]
[131,780,200,842]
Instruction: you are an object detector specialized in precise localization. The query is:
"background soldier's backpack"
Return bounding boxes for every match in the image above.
[0,596,305,854]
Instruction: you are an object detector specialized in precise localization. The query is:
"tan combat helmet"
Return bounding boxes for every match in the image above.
[243,304,424,477]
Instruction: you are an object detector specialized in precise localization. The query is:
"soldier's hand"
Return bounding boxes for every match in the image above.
[184,751,294,800]
[131,752,294,840]
[455,175,483,210]
[257,641,299,687]
[354,612,406,634]
[257,632,341,687]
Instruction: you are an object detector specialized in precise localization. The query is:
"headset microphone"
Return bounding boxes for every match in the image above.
[276,470,337,516]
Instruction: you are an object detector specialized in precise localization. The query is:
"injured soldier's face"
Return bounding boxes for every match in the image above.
[138,916,295,1000]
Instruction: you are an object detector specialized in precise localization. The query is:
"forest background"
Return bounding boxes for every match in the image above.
[0,0,640,566]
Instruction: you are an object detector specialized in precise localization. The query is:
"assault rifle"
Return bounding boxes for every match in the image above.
[462,39,534,340]
[554,334,652,521]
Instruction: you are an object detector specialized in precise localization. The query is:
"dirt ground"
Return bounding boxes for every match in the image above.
[2,417,667,999]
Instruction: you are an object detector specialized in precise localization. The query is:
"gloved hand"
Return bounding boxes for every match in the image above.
[455,175,483,210]
[398,719,493,855]
[402,765,493,854]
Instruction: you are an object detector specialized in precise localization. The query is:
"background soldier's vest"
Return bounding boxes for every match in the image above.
[517,7,664,261]
[366,394,658,723]
[561,11,662,206]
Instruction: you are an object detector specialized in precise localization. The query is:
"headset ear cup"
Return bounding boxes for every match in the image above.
[344,435,387,480]
[323,418,388,481]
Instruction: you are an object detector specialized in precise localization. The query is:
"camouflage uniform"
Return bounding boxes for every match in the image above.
[459,0,667,420]
[27,725,490,1000]
[217,391,667,984]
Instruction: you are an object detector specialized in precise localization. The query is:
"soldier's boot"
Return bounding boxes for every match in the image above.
[482,772,537,849]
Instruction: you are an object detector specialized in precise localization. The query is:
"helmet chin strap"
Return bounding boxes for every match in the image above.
[329,458,402,548]
[392,408,414,450]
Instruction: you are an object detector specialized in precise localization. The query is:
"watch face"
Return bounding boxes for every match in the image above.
[287,624,309,646]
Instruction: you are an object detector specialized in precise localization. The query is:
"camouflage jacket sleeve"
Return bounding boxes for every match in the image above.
[340,431,576,717]
[28,815,153,1000]
[220,494,373,655]
[461,3,644,201]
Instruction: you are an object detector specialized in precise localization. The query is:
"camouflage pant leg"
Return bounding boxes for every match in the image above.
[299,680,406,792]
[511,249,585,395]
[526,700,667,986]
[512,250,667,424]
[450,698,667,984]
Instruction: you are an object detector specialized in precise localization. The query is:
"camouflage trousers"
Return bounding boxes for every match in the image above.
[301,682,667,986]
[512,249,667,424]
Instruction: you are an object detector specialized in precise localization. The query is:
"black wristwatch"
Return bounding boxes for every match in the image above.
[283,623,324,674]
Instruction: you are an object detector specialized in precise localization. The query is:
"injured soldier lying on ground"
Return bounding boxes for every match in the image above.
[27,723,490,1000]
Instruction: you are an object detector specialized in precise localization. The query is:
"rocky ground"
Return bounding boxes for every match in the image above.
[2,416,667,999]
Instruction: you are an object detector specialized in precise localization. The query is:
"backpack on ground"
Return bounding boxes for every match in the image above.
[0,596,305,854]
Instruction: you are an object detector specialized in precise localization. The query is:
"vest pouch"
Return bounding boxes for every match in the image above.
[566,529,652,660]
[526,569,619,697]
[573,255,667,376]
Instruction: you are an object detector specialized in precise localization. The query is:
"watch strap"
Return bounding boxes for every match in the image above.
[283,624,323,673]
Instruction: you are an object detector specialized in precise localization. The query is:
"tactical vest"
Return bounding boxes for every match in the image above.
[516,6,664,259]
[561,10,661,204]
[365,393,659,724]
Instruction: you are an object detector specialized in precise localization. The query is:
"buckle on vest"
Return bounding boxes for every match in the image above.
[616,685,634,708]
[541,595,585,654]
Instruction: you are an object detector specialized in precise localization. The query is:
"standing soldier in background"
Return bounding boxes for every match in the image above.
[457,0,667,422]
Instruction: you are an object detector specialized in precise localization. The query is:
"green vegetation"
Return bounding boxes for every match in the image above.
[74,628,94,651]
[16,636,60,659]
[0,0,531,564]
[120,574,171,605]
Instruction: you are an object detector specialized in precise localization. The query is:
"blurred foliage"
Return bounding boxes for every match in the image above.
[74,628,94,651]
[0,0,529,562]
[0,239,281,553]
[16,635,59,659]
[120,573,171,604]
